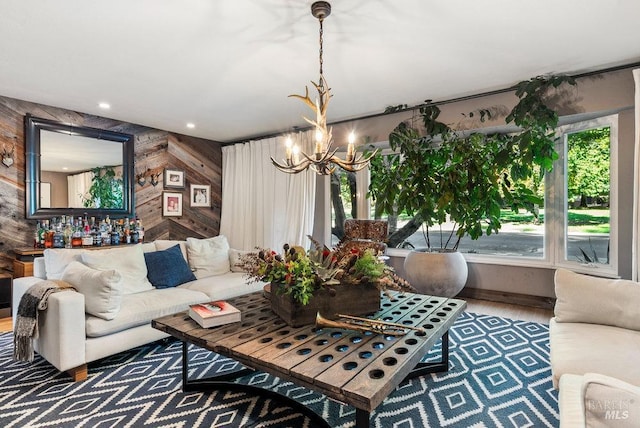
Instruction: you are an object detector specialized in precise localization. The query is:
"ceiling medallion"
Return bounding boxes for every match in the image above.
[271,1,377,175]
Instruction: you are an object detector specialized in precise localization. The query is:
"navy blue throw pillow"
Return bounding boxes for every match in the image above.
[144,244,196,289]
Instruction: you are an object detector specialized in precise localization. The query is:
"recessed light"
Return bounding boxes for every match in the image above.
[99,102,111,109]
[62,167,68,171]
[186,123,195,129]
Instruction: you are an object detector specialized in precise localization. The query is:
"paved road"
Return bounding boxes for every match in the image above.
[401,231,610,262]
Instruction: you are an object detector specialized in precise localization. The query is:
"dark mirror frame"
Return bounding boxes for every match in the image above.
[25,114,135,219]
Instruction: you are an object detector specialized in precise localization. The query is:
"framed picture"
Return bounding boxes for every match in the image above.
[162,192,183,217]
[190,184,211,207]
[163,168,185,189]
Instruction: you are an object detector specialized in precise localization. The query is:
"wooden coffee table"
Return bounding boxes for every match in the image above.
[153,290,466,427]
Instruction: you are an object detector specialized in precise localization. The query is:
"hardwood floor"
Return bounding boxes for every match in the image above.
[464,297,553,324]
[0,297,554,334]
[0,316,12,332]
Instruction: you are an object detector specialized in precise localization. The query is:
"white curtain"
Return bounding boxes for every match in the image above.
[67,171,93,208]
[632,69,640,280]
[220,132,316,251]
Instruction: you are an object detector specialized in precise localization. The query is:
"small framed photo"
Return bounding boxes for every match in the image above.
[163,168,185,189]
[190,184,211,207]
[162,192,183,217]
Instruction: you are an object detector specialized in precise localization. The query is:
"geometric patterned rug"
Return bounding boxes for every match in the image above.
[0,312,558,427]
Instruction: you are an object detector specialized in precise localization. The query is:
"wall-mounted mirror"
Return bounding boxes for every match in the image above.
[25,115,135,219]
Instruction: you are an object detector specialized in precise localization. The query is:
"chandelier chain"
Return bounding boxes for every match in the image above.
[318,17,324,90]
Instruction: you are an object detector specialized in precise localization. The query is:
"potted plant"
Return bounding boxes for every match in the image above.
[241,240,413,326]
[82,166,124,209]
[369,75,575,297]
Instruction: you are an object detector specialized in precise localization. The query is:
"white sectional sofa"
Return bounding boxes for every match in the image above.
[12,236,264,381]
[550,268,640,427]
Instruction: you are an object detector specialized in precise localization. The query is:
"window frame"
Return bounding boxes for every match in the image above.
[549,114,618,276]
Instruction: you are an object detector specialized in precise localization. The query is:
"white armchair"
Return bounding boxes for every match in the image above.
[550,269,640,388]
[550,269,640,427]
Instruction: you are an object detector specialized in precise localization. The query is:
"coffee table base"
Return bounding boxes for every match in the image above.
[181,342,331,428]
[179,331,450,428]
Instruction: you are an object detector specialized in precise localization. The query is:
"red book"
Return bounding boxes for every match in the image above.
[188,301,241,328]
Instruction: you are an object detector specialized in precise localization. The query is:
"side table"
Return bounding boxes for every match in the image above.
[0,274,11,318]
[13,248,44,278]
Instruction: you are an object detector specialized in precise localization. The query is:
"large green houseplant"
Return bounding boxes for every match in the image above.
[82,166,124,209]
[369,75,575,296]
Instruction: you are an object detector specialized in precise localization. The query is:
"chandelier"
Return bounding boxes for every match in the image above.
[271,1,377,175]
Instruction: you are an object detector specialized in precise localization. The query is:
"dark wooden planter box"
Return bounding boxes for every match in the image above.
[267,282,381,327]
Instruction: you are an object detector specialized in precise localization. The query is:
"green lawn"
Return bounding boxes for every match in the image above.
[499,208,610,233]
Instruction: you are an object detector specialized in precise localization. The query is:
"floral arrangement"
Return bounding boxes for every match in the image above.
[240,238,415,305]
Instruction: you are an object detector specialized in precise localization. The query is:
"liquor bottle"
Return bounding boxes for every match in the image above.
[131,219,139,244]
[63,218,73,248]
[52,218,65,248]
[71,220,83,248]
[44,220,53,248]
[82,219,93,246]
[92,218,101,246]
[34,221,41,248]
[111,223,121,245]
[135,218,144,243]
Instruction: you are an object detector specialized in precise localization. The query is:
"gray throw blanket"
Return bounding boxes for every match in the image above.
[13,280,75,362]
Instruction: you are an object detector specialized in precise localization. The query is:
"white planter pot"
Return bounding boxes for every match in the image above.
[403,250,468,297]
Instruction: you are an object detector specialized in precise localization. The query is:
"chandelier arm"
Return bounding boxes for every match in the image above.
[271,157,314,174]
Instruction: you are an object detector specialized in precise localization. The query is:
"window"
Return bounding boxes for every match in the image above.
[337,114,618,275]
[550,115,617,274]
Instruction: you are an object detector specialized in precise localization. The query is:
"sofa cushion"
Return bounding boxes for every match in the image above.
[144,244,196,289]
[549,318,640,388]
[554,268,640,331]
[229,248,252,273]
[85,287,208,337]
[141,242,157,253]
[81,244,153,295]
[186,236,230,279]
[179,272,265,301]
[61,261,123,320]
[154,240,188,262]
[44,248,85,280]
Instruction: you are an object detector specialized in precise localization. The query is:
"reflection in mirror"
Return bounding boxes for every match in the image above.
[25,115,135,219]
[40,131,124,208]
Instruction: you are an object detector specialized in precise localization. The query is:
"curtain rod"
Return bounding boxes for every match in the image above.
[222,61,640,146]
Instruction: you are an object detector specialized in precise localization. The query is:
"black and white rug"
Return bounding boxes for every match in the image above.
[0,312,558,427]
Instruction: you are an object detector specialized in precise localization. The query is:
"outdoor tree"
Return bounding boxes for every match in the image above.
[567,127,610,207]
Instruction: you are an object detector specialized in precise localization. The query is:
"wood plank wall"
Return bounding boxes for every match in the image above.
[0,95,223,274]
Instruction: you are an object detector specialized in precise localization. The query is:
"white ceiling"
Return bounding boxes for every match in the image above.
[1,0,639,144]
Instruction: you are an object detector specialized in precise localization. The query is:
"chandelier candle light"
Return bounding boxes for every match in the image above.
[271,1,377,175]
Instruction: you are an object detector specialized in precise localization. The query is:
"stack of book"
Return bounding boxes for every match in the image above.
[188,300,241,328]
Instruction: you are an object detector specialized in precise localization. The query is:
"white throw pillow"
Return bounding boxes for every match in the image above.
[186,236,230,279]
[43,248,85,280]
[61,261,123,320]
[554,268,640,331]
[229,248,252,273]
[81,244,153,294]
